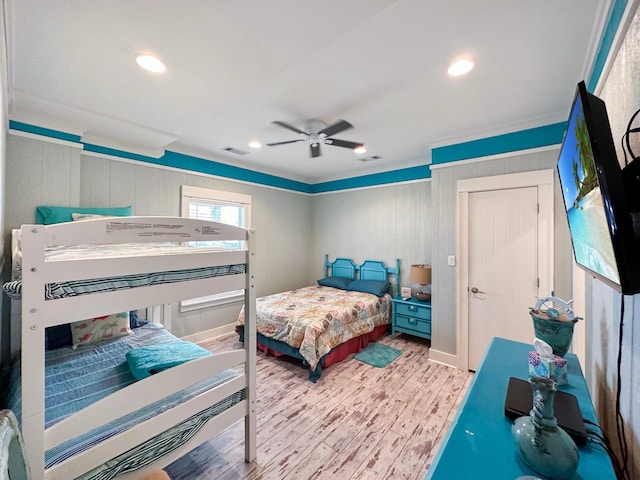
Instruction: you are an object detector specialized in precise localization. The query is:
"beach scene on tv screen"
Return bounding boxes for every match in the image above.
[558,99,620,285]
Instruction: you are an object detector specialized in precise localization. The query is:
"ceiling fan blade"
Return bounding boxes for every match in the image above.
[266,139,305,146]
[272,121,307,135]
[325,138,363,150]
[319,119,353,138]
[310,142,321,158]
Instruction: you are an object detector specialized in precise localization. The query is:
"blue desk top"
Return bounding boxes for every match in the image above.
[426,337,615,479]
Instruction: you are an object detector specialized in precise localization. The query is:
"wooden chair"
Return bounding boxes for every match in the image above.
[0,409,29,480]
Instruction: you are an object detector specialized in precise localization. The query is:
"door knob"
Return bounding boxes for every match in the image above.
[470,287,485,294]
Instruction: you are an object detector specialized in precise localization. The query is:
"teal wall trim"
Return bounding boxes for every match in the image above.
[9,120,82,143]
[160,151,311,193]
[588,0,628,92]
[431,122,567,165]
[83,143,160,163]
[311,165,431,194]
[9,120,310,193]
[84,143,311,192]
[8,120,431,194]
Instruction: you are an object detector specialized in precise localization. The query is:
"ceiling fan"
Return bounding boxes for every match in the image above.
[266,119,364,158]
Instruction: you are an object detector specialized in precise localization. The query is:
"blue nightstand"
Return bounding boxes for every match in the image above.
[392,296,431,340]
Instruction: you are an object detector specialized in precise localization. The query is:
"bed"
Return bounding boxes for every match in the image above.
[2,216,256,480]
[236,255,399,381]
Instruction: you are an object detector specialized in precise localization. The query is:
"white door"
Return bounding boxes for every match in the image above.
[467,186,539,370]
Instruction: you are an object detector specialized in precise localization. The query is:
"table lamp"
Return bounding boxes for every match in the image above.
[411,264,432,302]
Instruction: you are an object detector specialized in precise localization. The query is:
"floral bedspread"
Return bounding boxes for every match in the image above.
[237,285,392,370]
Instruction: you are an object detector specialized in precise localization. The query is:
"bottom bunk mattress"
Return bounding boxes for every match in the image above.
[237,285,392,380]
[6,323,245,479]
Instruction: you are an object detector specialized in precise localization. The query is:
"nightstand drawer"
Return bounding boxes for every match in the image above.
[394,315,431,335]
[394,302,431,320]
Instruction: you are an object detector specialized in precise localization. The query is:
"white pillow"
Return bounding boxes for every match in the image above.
[71,312,132,348]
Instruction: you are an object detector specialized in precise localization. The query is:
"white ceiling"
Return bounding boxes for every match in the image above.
[5,0,611,184]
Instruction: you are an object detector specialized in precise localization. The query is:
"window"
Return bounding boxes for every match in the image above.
[180,185,251,311]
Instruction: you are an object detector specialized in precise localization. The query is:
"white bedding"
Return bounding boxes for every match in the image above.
[41,242,227,261]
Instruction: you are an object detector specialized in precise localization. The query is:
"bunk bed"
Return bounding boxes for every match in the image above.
[2,216,256,480]
[237,255,399,381]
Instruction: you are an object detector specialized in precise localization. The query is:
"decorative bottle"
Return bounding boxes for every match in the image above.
[511,376,579,479]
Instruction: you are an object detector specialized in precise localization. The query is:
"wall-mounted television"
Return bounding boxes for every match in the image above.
[557,81,640,294]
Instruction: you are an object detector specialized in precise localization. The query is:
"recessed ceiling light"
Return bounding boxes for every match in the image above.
[448,58,474,77]
[248,141,262,149]
[354,145,367,154]
[135,54,167,73]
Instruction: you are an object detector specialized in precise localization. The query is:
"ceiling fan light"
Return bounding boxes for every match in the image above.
[270,119,364,158]
[448,58,474,76]
[248,141,262,149]
[135,53,167,73]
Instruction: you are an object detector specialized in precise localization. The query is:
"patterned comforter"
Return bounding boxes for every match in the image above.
[237,285,391,370]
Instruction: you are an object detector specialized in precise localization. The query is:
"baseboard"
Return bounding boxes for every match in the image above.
[180,323,237,343]
[428,348,458,369]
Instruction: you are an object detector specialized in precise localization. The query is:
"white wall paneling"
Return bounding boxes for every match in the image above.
[5,135,82,230]
[109,161,138,209]
[80,155,112,207]
[310,180,431,292]
[3,135,313,339]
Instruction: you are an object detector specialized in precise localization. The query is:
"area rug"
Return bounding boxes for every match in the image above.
[354,342,401,368]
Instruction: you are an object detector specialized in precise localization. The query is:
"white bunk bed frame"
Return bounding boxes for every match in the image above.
[17,216,256,480]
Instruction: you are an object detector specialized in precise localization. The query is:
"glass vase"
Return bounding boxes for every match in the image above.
[511,376,579,479]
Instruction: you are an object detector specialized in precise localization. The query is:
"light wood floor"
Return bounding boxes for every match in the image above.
[168,332,473,480]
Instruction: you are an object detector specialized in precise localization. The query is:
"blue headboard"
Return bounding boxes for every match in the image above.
[323,254,401,295]
[326,257,357,279]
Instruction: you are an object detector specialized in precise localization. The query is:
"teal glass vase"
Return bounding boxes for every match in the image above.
[512,376,579,479]
[530,311,578,358]
[529,296,582,357]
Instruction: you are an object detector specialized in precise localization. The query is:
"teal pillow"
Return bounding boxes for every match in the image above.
[346,279,390,296]
[36,206,133,225]
[317,276,352,290]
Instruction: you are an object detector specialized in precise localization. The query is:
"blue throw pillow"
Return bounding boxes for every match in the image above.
[346,279,390,296]
[317,276,352,290]
[36,205,133,225]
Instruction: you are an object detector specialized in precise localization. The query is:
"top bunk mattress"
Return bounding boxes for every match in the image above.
[3,242,246,300]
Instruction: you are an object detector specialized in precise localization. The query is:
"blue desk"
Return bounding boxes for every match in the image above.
[426,337,615,479]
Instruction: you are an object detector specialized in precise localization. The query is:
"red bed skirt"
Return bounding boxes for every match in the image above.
[257,323,389,368]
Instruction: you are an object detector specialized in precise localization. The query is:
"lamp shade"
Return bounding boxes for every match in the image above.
[411,264,432,285]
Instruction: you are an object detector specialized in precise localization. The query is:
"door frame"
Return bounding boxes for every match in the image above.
[456,169,555,371]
